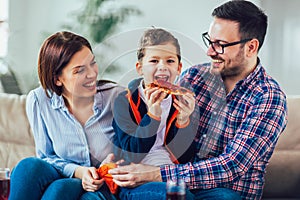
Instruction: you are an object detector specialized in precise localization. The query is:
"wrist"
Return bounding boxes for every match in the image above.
[147,111,161,121]
[74,166,84,179]
[152,166,162,182]
[176,118,190,128]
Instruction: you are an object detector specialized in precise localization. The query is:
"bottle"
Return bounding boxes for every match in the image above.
[166,179,186,200]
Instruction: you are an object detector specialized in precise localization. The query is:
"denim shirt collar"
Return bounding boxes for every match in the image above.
[49,92,99,113]
[49,80,118,112]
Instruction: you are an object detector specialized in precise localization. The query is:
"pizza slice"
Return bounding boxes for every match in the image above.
[147,80,193,96]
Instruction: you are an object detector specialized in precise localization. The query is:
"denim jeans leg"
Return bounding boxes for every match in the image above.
[80,183,117,200]
[119,182,195,200]
[119,182,167,200]
[42,178,84,200]
[9,157,62,200]
[192,187,241,200]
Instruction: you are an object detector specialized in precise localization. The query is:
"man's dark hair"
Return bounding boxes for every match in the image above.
[212,0,267,51]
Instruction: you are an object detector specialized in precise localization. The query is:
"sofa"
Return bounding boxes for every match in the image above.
[0,92,299,199]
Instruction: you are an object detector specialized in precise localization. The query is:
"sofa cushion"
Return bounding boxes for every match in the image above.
[275,96,300,150]
[0,93,35,169]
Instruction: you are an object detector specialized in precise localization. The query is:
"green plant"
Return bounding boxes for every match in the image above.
[62,0,141,74]
[64,0,142,45]
[0,57,22,94]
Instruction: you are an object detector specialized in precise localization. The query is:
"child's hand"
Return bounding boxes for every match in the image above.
[173,93,195,126]
[101,153,115,166]
[101,153,124,166]
[144,87,167,118]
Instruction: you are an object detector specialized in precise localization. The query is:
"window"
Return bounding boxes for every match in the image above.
[0,0,9,58]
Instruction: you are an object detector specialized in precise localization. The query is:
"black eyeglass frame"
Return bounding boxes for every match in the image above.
[202,32,252,54]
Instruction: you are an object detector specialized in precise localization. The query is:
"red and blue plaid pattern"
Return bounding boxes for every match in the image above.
[160,61,287,200]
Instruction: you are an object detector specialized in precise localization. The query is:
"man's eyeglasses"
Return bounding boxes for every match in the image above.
[202,32,252,54]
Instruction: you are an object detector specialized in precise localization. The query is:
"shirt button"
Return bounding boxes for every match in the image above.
[213,111,217,115]
[203,134,207,138]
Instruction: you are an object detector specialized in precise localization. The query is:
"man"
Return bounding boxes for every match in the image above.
[109,1,288,199]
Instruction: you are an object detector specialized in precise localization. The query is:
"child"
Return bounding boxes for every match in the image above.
[112,28,197,166]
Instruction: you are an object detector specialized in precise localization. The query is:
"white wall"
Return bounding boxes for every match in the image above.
[94,0,229,86]
[7,0,300,95]
[8,0,226,92]
[7,0,83,92]
[261,0,300,95]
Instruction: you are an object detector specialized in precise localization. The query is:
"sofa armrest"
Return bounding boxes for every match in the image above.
[0,93,35,169]
[263,150,300,198]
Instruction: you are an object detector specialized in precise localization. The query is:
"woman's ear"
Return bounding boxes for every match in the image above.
[136,61,143,76]
[55,77,62,86]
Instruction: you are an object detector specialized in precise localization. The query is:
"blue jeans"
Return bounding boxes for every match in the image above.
[80,184,117,200]
[9,157,115,200]
[119,182,241,200]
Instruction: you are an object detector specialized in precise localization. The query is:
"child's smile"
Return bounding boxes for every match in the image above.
[136,42,182,85]
[154,75,169,82]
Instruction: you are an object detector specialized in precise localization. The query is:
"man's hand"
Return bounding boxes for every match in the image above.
[108,163,162,188]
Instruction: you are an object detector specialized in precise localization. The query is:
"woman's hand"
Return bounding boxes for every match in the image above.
[75,166,104,192]
[173,93,195,125]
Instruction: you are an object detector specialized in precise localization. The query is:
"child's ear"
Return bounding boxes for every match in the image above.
[136,61,143,76]
[177,62,183,75]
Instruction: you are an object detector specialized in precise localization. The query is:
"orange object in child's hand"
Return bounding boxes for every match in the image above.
[97,163,118,194]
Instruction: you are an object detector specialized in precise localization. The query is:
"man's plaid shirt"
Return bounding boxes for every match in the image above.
[160,61,288,200]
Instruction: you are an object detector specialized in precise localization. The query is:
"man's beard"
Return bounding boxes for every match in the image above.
[212,48,246,79]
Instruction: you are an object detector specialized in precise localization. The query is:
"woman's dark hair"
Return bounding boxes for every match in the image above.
[212,0,267,51]
[137,28,181,62]
[38,31,92,97]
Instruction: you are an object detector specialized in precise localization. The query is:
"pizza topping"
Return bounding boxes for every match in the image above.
[147,80,193,96]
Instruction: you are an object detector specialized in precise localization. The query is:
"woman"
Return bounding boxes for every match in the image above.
[9,31,123,200]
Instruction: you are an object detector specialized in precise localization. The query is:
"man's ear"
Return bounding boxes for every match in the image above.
[246,38,259,57]
[136,61,143,76]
